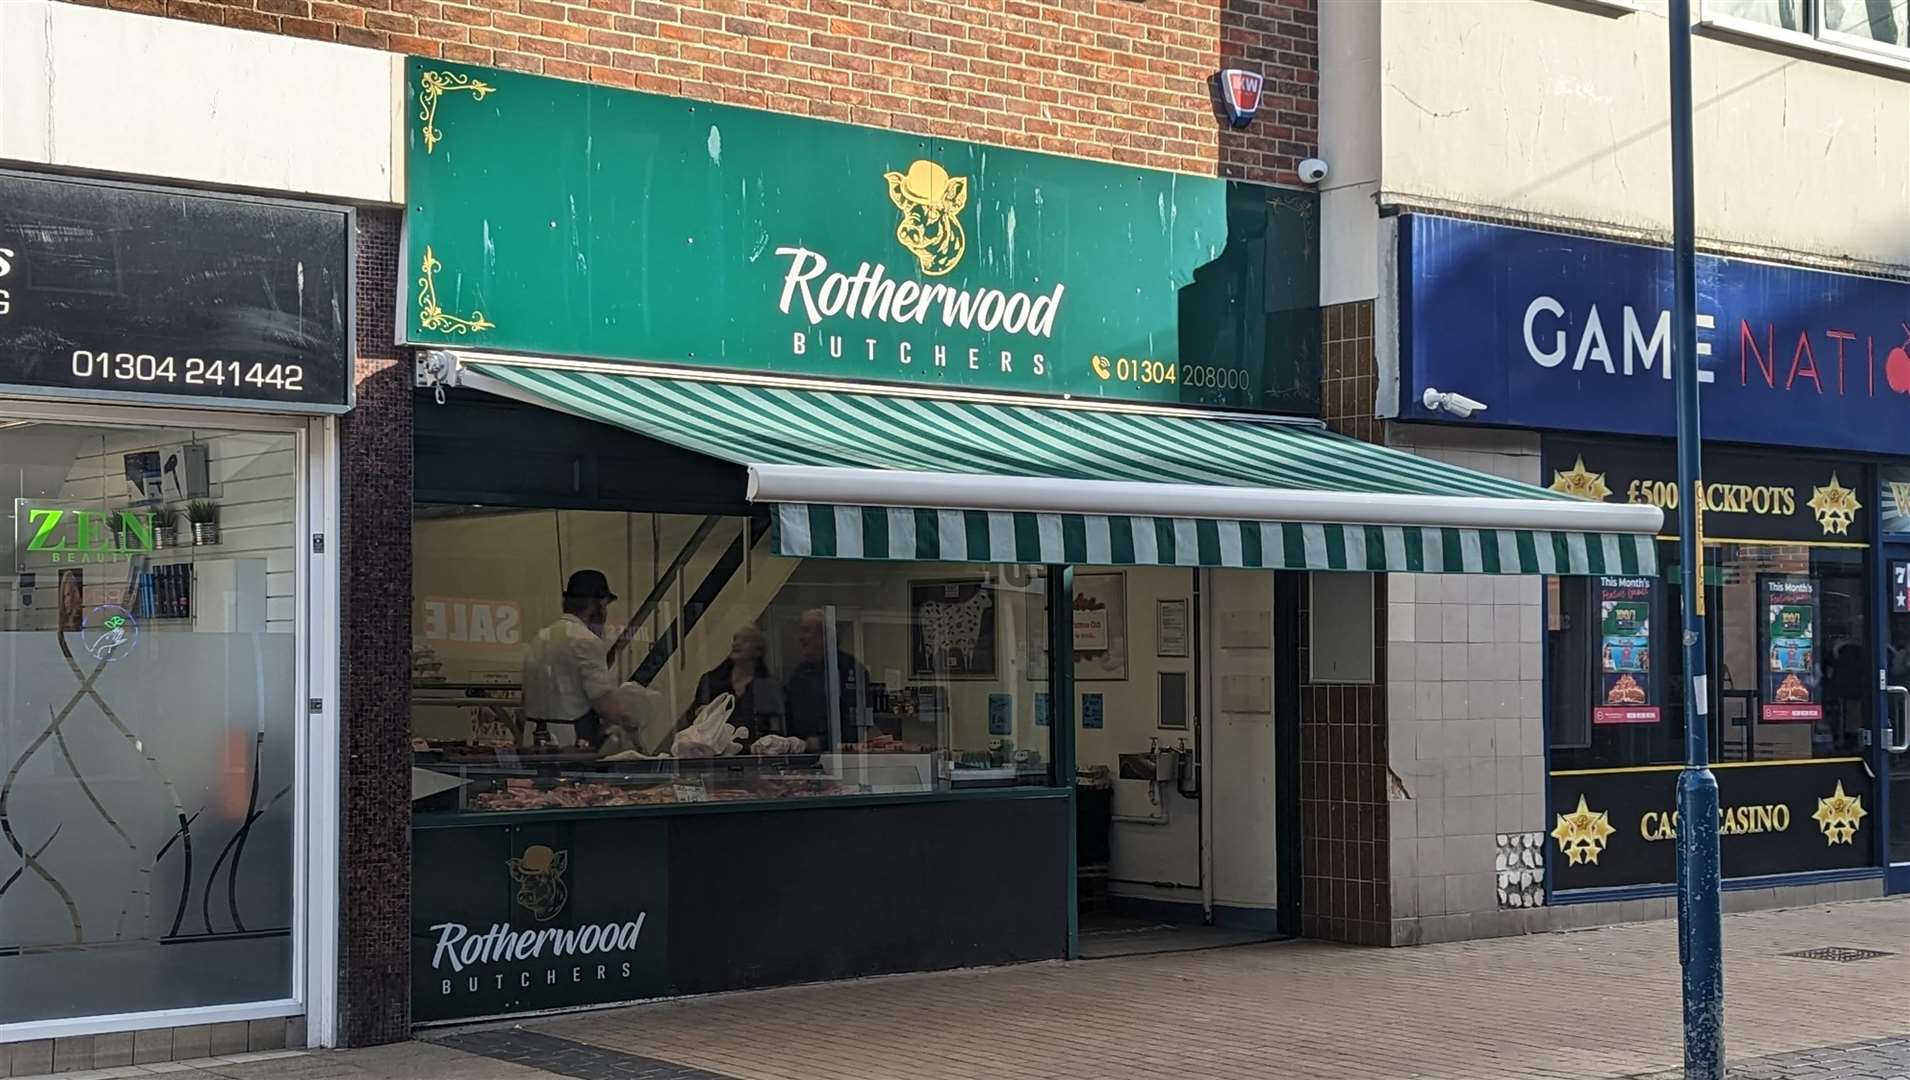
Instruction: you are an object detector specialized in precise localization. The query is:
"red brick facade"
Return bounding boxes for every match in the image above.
[61,0,1316,184]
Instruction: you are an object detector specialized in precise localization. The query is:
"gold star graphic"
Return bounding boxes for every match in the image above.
[1808,474,1862,536]
[1812,782,1867,845]
[1549,458,1612,502]
[1551,795,1617,866]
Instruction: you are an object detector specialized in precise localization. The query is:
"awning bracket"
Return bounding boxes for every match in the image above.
[414,349,463,404]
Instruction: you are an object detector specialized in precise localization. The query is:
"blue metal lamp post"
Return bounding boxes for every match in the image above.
[1667,0,1725,1075]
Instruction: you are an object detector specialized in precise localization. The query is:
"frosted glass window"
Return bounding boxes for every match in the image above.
[1,421,298,1024]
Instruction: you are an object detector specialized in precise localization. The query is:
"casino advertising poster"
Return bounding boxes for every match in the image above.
[1594,576,1658,724]
[1760,575,1821,722]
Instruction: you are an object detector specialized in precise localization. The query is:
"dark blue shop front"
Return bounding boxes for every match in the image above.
[1391,213,1910,898]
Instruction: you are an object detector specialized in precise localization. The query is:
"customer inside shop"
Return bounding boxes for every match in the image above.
[409,506,1053,812]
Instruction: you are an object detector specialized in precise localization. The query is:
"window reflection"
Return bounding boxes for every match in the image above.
[1708,0,1807,30]
[1823,0,1908,47]
[411,507,1054,812]
[1546,543,1871,769]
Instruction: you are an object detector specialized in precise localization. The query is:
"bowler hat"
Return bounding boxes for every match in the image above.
[563,569,617,603]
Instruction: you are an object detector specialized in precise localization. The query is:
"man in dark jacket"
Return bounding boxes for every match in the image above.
[784,609,874,750]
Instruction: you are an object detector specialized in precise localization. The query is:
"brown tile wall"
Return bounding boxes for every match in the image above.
[1321,300,1376,443]
[1298,298,1389,946]
[58,0,1317,186]
[336,207,415,1045]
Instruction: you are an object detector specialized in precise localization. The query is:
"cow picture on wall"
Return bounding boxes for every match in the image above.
[910,578,998,679]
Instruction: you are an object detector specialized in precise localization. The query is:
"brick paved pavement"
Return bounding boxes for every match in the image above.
[12,898,1905,1080]
[513,897,1909,1080]
[1625,1035,1910,1079]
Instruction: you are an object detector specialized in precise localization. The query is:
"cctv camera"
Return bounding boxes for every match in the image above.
[1297,158,1329,185]
[1422,387,1489,419]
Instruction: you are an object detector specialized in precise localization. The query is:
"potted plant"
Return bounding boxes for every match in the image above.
[149,505,180,549]
[186,500,221,546]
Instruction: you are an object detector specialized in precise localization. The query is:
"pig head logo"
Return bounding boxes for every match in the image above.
[885,159,969,277]
[507,844,570,922]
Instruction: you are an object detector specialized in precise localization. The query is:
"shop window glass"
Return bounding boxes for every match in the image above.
[1,422,298,1025]
[1822,0,1909,48]
[1706,0,1808,30]
[1546,542,1870,770]
[411,507,1054,812]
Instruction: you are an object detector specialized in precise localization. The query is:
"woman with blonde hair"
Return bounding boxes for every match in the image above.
[688,623,786,739]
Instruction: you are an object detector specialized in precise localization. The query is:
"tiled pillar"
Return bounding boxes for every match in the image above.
[1381,425,1549,945]
[335,208,414,1044]
[1297,300,1391,945]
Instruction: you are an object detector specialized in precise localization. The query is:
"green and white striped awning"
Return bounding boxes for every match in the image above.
[451,358,1662,576]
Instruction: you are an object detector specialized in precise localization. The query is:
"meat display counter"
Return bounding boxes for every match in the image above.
[410,745,947,812]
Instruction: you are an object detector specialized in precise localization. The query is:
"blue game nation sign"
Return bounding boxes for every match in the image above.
[1392,215,1910,456]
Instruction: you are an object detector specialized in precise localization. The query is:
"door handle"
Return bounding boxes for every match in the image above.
[1888,686,1910,754]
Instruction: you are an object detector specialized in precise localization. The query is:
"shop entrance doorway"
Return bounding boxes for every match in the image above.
[1883,545,1910,893]
[1072,568,1292,957]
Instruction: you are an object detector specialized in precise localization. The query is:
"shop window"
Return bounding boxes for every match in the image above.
[1706,0,1807,31]
[411,507,1054,813]
[1546,543,1871,770]
[1,422,298,1025]
[1700,0,1910,66]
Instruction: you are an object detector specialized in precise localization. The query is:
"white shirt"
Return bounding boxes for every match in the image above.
[522,614,619,724]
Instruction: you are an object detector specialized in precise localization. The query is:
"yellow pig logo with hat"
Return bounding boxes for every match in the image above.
[507,844,570,922]
[885,159,969,277]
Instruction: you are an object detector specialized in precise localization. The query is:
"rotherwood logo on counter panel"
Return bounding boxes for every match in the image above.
[412,825,668,1021]
[400,61,1321,414]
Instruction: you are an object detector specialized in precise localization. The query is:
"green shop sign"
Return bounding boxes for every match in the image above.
[403,61,1319,412]
[16,503,158,565]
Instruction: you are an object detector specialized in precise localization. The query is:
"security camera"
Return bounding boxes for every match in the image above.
[1297,158,1329,185]
[1422,387,1489,419]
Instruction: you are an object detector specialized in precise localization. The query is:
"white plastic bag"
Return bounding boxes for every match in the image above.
[749,733,806,756]
[673,693,747,757]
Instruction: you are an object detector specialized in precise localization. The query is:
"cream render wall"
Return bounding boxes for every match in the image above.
[0,1,400,205]
[1375,0,1910,272]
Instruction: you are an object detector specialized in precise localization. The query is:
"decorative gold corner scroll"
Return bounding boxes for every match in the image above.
[417,246,494,335]
[419,70,495,155]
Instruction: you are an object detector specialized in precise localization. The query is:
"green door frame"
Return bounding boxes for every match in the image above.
[1048,565,1079,957]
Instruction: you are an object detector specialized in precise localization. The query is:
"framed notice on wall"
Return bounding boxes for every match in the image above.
[1072,573,1129,682]
[1594,576,1658,725]
[1156,599,1190,658]
[1759,575,1822,722]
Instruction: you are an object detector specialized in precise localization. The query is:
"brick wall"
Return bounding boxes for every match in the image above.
[337,207,416,1044]
[60,0,1317,185]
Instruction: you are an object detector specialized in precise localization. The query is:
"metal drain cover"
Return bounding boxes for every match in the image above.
[1781,946,1894,963]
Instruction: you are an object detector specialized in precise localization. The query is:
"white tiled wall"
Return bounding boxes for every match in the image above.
[1383,427,1551,944]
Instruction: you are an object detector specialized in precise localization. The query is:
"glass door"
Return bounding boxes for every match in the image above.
[1884,548,1910,892]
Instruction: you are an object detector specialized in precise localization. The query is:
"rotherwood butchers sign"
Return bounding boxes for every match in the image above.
[412,821,668,1021]
[401,61,1319,413]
